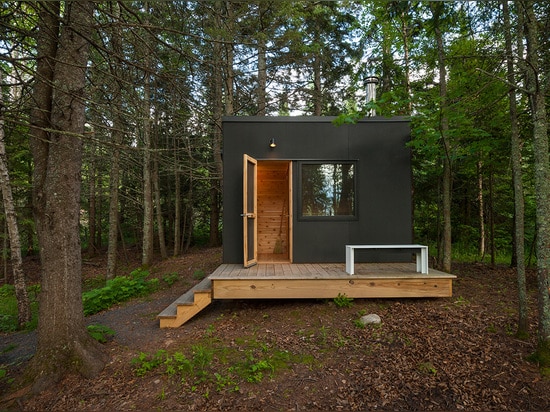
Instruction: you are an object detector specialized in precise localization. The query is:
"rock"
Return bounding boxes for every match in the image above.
[360,314,381,325]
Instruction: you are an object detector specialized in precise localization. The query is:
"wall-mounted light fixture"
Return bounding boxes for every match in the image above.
[269,138,276,148]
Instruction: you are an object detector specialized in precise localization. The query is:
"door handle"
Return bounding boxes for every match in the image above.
[240,213,255,218]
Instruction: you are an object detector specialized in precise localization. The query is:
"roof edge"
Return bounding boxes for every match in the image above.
[222,115,410,123]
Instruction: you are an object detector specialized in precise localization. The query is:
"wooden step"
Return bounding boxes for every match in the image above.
[158,277,213,328]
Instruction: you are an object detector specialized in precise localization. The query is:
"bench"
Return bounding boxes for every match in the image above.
[345,244,429,275]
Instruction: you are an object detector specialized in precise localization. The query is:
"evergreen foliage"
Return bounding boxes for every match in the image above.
[1,0,549,379]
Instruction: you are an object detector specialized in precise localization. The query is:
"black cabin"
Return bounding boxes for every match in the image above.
[222,116,412,266]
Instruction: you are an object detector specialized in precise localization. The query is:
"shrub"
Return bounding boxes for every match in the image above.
[87,324,115,343]
[162,273,179,286]
[193,269,206,280]
[333,293,354,308]
[83,268,158,316]
[0,284,39,332]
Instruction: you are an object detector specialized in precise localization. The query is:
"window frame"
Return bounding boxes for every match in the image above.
[297,160,358,221]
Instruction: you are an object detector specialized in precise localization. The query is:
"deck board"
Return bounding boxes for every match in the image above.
[210,262,452,280]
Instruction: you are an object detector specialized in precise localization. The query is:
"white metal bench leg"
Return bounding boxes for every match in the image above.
[419,248,428,274]
[346,246,354,275]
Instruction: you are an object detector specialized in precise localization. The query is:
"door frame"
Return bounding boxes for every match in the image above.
[243,156,293,265]
[287,161,293,262]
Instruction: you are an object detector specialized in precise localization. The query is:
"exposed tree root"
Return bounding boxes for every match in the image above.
[22,335,107,395]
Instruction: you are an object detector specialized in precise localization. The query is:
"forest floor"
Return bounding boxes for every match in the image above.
[1,247,550,411]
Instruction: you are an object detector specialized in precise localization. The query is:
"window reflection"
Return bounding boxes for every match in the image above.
[301,163,355,217]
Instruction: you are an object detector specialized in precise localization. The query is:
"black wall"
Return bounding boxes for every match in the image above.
[222,116,412,264]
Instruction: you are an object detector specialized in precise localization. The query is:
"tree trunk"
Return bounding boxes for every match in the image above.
[26,0,106,393]
[106,178,120,280]
[173,168,181,256]
[96,183,102,250]
[477,160,485,260]
[208,6,224,247]
[183,139,194,253]
[380,14,393,98]
[106,1,124,279]
[142,61,154,266]
[87,137,97,257]
[431,3,452,273]
[153,142,167,259]
[173,127,182,256]
[224,1,235,116]
[25,180,34,255]
[312,52,322,116]
[257,37,267,115]
[184,202,194,253]
[0,75,31,328]
[505,0,527,337]
[106,129,122,278]
[487,165,495,267]
[208,182,221,247]
[399,5,413,115]
[3,220,7,283]
[522,0,550,349]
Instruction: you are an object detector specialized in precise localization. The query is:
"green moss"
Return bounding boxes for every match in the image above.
[527,341,550,376]
[515,330,530,340]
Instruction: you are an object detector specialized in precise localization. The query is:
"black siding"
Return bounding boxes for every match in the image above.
[222,116,412,264]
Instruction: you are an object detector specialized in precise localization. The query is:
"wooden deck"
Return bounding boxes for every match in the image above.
[158,262,455,328]
[210,262,455,299]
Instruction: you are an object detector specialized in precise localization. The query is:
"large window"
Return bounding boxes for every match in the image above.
[300,162,356,218]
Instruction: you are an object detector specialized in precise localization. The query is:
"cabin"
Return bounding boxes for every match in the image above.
[158,116,455,328]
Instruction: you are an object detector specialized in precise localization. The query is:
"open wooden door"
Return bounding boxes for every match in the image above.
[243,154,257,267]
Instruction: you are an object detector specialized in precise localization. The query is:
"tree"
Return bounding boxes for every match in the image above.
[256,4,268,116]
[152,124,168,259]
[429,2,453,273]
[25,1,106,392]
[207,0,224,247]
[105,1,125,279]
[140,4,155,267]
[520,0,550,355]
[0,74,31,328]
[85,128,99,257]
[502,0,528,337]
[297,2,361,115]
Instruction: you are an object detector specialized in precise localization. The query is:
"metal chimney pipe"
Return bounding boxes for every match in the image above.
[365,76,379,117]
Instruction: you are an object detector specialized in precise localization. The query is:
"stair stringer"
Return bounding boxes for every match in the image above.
[158,277,213,328]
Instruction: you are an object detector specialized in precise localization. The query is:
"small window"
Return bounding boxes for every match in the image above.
[300,162,356,219]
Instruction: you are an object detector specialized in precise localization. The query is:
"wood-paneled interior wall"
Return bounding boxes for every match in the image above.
[257,162,289,260]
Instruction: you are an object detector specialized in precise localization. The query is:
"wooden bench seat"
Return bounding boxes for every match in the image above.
[345,244,428,275]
